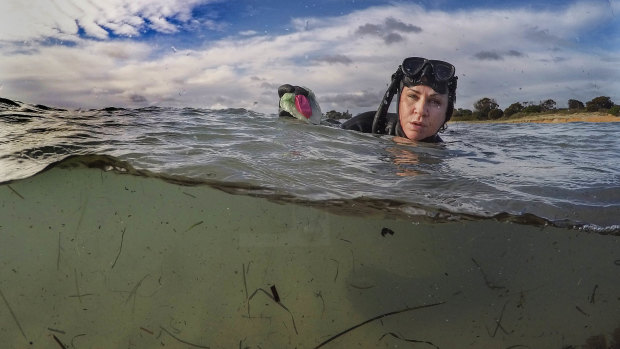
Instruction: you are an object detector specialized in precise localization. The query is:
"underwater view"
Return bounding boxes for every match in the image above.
[1,99,619,348]
[1,0,619,348]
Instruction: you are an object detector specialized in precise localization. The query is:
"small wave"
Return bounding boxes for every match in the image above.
[2,97,619,233]
[11,154,613,236]
[0,97,21,107]
[579,224,620,235]
[1,97,66,112]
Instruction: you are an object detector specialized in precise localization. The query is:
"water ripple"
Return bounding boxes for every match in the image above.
[1,98,619,227]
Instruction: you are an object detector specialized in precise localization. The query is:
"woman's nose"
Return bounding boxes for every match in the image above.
[414,99,429,116]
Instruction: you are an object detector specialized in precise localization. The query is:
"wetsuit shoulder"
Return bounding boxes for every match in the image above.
[340,111,398,134]
[420,134,443,143]
[340,111,375,133]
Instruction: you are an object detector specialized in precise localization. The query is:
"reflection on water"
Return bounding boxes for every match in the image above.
[386,139,424,177]
[2,100,619,228]
[1,164,618,348]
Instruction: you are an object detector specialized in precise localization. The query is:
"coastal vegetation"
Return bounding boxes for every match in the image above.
[452,96,619,122]
[324,109,353,119]
[321,96,618,124]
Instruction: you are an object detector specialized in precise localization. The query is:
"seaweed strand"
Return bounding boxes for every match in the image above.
[160,326,210,348]
[111,227,126,268]
[0,288,27,341]
[313,301,445,349]
[248,288,298,335]
[378,332,439,348]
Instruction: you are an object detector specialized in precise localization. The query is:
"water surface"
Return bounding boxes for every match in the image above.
[1,98,619,348]
[2,99,618,230]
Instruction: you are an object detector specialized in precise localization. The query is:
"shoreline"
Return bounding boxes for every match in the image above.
[450,112,619,124]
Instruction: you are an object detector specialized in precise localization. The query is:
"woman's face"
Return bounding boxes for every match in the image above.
[398,85,449,141]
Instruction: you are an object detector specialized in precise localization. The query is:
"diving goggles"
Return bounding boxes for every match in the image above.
[401,57,455,82]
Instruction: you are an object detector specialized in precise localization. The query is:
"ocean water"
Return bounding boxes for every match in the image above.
[1,98,619,348]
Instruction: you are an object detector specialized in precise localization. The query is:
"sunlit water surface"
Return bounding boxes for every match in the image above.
[1,100,618,229]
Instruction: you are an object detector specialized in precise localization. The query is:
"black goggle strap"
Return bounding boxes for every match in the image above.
[372,67,403,134]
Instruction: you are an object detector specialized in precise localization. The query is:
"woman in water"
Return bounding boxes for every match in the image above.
[278,57,458,143]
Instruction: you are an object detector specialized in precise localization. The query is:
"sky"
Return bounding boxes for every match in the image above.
[0,0,618,114]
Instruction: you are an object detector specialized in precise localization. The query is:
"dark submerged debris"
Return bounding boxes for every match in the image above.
[159,326,210,348]
[348,283,376,290]
[185,221,204,232]
[0,288,28,341]
[52,334,67,349]
[239,337,249,349]
[125,274,151,309]
[242,263,250,317]
[270,285,281,303]
[314,291,325,317]
[248,288,298,335]
[70,334,86,348]
[614,259,620,266]
[140,327,154,335]
[575,305,589,316]
[68,293,94,298]
[589,284,598,304]
[7,185,25,199]
[111,227,126,268]
[313,301,445,349]
[329,258,339,282]
[73,269,83,304]
[57,231,62,270]
[378,332,440,348]
[381,227,394,237]
[486,301,510,337]
[585,334,610,349]
[47,328,66,334]
[517,290,526,308]
[471,258,505,290]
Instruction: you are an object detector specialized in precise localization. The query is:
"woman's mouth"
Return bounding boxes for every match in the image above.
[408,121,424,129]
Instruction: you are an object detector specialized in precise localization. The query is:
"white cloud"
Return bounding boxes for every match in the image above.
[239,30,258,36]
[0,0,214,41]
[0,1,617,113]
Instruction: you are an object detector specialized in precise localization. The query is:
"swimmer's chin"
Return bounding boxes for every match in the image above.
[392,136,417,144]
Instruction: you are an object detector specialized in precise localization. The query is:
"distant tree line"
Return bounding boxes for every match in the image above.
[324,109,353,119]
[453,96,619,120]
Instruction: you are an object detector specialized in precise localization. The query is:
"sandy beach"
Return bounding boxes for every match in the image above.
[452,112,619,124]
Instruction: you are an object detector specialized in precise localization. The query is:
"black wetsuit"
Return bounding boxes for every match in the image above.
[340,111,443,143]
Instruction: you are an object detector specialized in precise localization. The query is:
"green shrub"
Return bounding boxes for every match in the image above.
[523,105,542,113]
[324,110,352,119]
[508,112,526,119]
[586,96,613,111]
[488,109,504,119]
[609,105,620,116]
[568,99,584,110]
[451,113,478,121]
[472,111,487,120]
[452,108,473,118]
[504,102,524,117]
[539,99,557,111]
[473,97,498,116]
